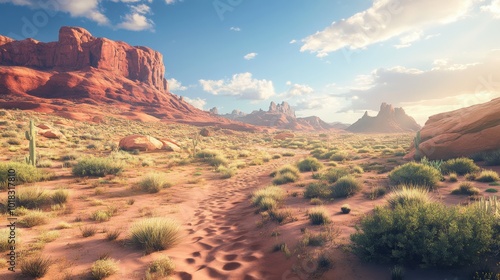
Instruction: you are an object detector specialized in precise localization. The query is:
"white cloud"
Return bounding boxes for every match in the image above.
[167,78,187,92]
[243,52,258,60]
[301,0,475,55]
[117,12,153,31]
[183,97,206,110]
[286,81,292,86]
[165,0,177,4]
[199,72,276,100]
[289,39,297,44]
[230,27,241,31]
[0,0,111,25]
[481,0,500,18]
[338,50,500,113]
[394,30,423,48]
[287,84,314,97]
[130,3,151,14]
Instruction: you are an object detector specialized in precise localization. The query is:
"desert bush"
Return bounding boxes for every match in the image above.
[388,162,441,188]
[91,258,119,280]
[90,210,112,222]
[72,157,124,177]
[366,186,387,200]
[80,225,97,237]
[268,208,296,224]
[451,182,480,195]
[272,171,299,185]
[216,165,237,178]
[476,170,500,183]
[484,149,500,166]
[146,255,175,278]
[282,152,295,157]
[304,182,330,199]
[20,255,51,278]
[302,231,334,247]
[310,198,323,205]
[330,151,349,162]
[308,207,331,225]
[272,154,282,159]
[195,150,227,166]
[271,164,300,178]
[0,162,48,184]
[350,201,499,267]
[252,186,286,208]
[258,197,278,211]
[386,186,432,209]
[420,157,444,172]
[19,210,48,227]
[139,172,171,193]
[297,157,323,172]
[320,168,350,183]
[106,228,122,241]
[0,228,13,251]
[341,204,351,214]
[51,188,69,204]
[448,173,458,182]
[130,217,181,253]
[15,186,51,209]
[441,158,480,175]
[330,175,362,198]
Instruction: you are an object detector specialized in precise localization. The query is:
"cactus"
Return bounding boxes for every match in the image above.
[25,119,37,166]
[414,130,421,160]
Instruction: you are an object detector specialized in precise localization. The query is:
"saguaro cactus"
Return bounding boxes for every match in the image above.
[25,119,36,166]
[414,130,421,159]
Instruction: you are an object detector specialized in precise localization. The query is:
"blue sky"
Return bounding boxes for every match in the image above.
[0,0,499,125]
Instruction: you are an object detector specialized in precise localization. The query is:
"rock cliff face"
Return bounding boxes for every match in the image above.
[0,26,167,91]
[405,98,500,160]
[0,26,259,132]
[347,103,421,133]
[269,101,295,118]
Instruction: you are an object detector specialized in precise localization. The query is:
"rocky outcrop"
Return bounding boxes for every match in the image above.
[119,134,164,151]
[209,107,219,115]
[405,98,500,160]
[0,27,166,91]
[269,101,295,118]
[347,103,420,133]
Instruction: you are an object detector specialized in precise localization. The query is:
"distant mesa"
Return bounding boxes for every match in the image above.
[346,103,421,133]
[209,107,219,115]
[219,101,340,131]
[406,97,500,160]
[0,26,257,132]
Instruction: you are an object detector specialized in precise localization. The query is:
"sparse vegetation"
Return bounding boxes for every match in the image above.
[484,149,500,166]
[72,156,124,177]
[388,162,441,188]
[476,170,499,183]
[441,157,480,175]
[330,175,362,198]
[386,186,431,209]
[138,172,172,193]
[451,182,480,195]
[304,182,330,199]
[308,207,331,225]
[129,217,181,253]
[146,255,175,279]
[297,157,323,172]
[252,186,286,211]
[20,255,51,278]
[91,258,119,280]
[19,210,48,227]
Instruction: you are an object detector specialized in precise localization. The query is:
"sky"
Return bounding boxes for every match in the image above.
[0,0,499,125]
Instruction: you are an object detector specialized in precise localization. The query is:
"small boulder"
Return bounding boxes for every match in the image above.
[36,123,52,129]
[41,129,65,139]
[119,134,164,151]
[273,133,295,140]
[200,128,211,137]
[161,139,181,152]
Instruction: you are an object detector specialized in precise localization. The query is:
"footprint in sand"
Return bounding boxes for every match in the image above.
[198,242,214,250]
[222,262,242,271]
[223,254,238,261]
[178,271,193,280]
[242,255,258,262]
[185,258,196,264]
[191,251,201,258]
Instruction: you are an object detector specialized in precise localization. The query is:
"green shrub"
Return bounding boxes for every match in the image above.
[216,165,237,179]
[139,172,172,193]
[310,198,323,205]
[366,186,387,200]
[20,255,51,278]
[130,217,181,253]
[451,182,480,195]
[308,207,331,225]
[0,162,49,184]
[448,173,458,182]
[476,170,500,183]
[388,162,441,188]
[282,152,295,157]
[304,183,330,199]
[90,210,112,222]
[91,258,119,280]
[72,157,124,177]
[386,186,432,209]
[320,168,350,183]
[297,157,323,172]
[484,149,500,166]
[271,164,300,178]
[15,186,51,209]
[350,202,498,267]
[441,158,480,175]
[330,151,349,162]
[485,188,498,193]
[420,157,444,172]
[146,255,175,278]
[268,208,296,224]
[257,197,278,211]
[272,171,299,185]
[252,186,286,207]
[330,175,362,198]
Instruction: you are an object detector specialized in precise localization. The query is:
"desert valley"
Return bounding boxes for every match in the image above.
[0,5,500,280]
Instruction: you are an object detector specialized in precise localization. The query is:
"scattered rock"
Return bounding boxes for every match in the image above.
[119,134,164,151]
[274,133,295,140]
[200,128,211,137]
[161,139,181,152]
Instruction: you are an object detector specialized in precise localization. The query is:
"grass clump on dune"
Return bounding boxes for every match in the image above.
[252,186,286,211]
[308,207,331,225]
[145,255,175,279]
[72,156,124,177]
[129,217,181,253]
[386,185,432,209]
[441,157,480,175]
[270,164,300,178]
[272,171,299,185]
[297,157,323,172]
[19,210,48,227]
[0,162,49,186]
[20,255,51,278]
[138,172,172,193]
[388,162,441,189]
[451,182,480,195]
[304,183,330,199]
[216,165,237,179]
[91,257,119,280]
[15,186,51,209]
[475,170,499,183]
[320,168,350,183]
[195,150,228,167]
[330,175,362,198]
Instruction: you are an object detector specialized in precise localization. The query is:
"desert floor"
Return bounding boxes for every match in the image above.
[0,110,498,280]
